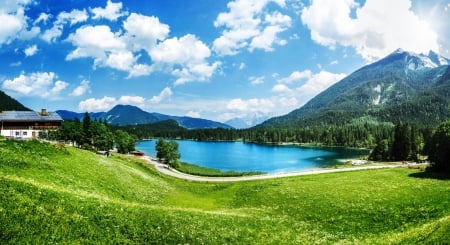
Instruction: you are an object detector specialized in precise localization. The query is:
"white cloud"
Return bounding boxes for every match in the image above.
[1,71,68,98]
[70,79,91,97]
[123,13,169,53]
[301,0,439,62]
[271,69,346,110]
[24,44,38,56]
[78,95,146,112]
[186,111,201,118]
[213,0,291,55]
[249,76,265,85]
[151,34,220,85]
[118,95,146,106]
[297,70,345,98]
[0,0,36,45]
[66,25,136,72]
[277,70,312,83]
[42,8,89,43]
[34,12,51,25]
[150,87,172,104]
[272,83,292,93]
[78,96,117,112]
[227,98,275,113]
[91,0,127,21]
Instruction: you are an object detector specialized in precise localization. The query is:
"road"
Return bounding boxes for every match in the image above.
[142,156,406,182]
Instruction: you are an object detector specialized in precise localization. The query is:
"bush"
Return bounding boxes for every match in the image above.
[428,120,450,173]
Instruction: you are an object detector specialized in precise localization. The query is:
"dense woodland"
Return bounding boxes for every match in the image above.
[39,113,136,154]
[113,117,450,173]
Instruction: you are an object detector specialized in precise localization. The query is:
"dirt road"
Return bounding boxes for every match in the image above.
[143,156,406,182]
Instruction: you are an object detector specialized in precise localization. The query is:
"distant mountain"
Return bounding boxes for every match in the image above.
[57,104,233,129]
[225,112,270,129]
[259,49,450,128]
[0,90,31,111]
[104,105,160,125]
[55,110,105,121]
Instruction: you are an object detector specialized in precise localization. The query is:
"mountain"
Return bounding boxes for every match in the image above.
[104,105,160,125]
[0,90,31,111]
[259,49,450,128]
[55,110,105,121]
[57,104,233,129]
[225,112,271,129]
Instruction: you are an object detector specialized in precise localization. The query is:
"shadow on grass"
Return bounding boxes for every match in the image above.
[409,170,450,180]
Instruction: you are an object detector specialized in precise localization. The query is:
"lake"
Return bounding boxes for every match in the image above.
[136,140,369,173]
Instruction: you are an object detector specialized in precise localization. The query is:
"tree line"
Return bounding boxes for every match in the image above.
[117,118,450,173]
[39,112,136,154]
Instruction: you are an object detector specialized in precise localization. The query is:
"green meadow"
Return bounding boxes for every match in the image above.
[1,139,449,244]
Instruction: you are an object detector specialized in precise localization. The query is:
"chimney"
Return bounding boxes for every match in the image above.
[40,108,49,116]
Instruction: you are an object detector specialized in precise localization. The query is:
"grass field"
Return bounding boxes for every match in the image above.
[1,139,449,244]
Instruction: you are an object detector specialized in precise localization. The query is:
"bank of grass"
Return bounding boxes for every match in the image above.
[1,139,450,244]
[175,161,264,177]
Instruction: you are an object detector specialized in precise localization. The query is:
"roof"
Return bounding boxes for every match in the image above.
[0,111,63,122]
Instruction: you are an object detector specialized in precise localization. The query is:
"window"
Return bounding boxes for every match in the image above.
[15,131,20,136]
[23,132,27,136]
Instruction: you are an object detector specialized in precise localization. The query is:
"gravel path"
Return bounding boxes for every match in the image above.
[142,156,406,182]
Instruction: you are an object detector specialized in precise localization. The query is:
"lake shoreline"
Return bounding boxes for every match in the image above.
[142,156,409,182]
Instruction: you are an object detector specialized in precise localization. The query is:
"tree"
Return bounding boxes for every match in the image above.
[391,122,411,161]
[155,138,180,168]
[82,112,92,146]
[114,130,135,154]
[428,120,450,173]
[369,138,390,161]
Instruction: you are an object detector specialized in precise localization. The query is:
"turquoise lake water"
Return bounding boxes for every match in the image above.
[136,140,369,173]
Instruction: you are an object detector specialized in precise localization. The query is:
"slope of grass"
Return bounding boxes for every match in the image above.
[1,140,449,244]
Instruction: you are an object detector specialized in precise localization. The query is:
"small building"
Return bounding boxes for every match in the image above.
[0,109,63,139]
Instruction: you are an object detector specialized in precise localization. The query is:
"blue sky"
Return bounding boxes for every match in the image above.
[1,0,449,122]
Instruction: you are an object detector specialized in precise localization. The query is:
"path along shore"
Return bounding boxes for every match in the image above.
[142,156,414,182]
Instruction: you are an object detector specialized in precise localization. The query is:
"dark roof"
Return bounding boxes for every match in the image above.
[0,111,63,122]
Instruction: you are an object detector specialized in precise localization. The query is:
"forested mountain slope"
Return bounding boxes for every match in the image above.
[260,49,450,128]
[0,90,31,111]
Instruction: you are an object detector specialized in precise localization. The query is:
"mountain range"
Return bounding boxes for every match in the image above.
[56,105,233,129]
[2,48,450,131]
[259,49,450,128]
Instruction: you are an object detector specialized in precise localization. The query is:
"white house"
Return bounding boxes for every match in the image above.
[0,109,63,139]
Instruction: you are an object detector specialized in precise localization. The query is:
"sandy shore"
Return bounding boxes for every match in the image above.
[142,156,407,182]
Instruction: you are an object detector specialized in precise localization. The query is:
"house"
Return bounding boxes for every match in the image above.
[0,109,63,139]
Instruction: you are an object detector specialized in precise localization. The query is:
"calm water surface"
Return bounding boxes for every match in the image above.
[136,140,369,173]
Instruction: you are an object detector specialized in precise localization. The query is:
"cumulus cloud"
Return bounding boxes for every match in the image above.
[0,0,38,45]
[1,71,68,98]
[301,0,439,62]
[227,98,275,113]
[297,70,345,97]
[64,13,218,83]
[91,0,127,21]
[70,79,91,97]
[123,13,169,53]
[42,8,89,43]
[271,69,346,108]
[150,87,172,103]
[213,0,291,55]
[66,25,136,72]
[277,70,312,83]
[78,95,146,112]
[186,111,201,118]
[151,34,220,85]
[24,44,38,56]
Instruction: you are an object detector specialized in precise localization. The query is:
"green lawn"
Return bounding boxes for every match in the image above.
[1,140,449,244]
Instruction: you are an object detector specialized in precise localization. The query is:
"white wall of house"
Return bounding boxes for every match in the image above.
[0,129,39,139]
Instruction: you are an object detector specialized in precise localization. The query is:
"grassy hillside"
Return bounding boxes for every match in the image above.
[1,139,449,244]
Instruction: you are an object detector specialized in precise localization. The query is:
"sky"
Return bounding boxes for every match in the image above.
[1,0,449,123]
